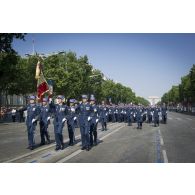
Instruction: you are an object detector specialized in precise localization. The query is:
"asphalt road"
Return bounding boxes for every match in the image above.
[0,111,194,163]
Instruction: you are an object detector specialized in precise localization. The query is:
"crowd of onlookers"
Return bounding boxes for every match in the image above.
[0,106,27,123]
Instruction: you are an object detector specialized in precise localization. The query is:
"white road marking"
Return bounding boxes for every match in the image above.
[168,117,172,120]
[186,118,193,121]
[5,123,117,163]
[158,129,164,146]
[176,117,182,121]
[57,150,82,163]
[26,123,120,163]
[158,129,168,163]
[57,124,125,163]
[160,136,164,146]
[162,150,168,163]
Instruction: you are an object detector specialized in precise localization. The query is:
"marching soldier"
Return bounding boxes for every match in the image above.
[111,105,116,123]
[67,99,77,146]
[136,105,144,129]
[114,106,119,122]
[21,95,40,150]
[108,106,113,122]
[146,106,152,123]
[99,100,108,131]
[161,104,167,124]
[126,105,133,126]
[77,95,92,151]
[89,95,99,146]
[153,106,160,127]
[50,95,68,151]
[39,98,51,146]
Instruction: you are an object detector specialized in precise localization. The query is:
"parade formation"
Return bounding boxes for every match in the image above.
[21,94,167,152]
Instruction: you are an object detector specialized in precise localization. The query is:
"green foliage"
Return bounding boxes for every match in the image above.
[0,33,26,53]
[0,33,26,96]
[162,64,195,105]
[1,37,149,105]
[136,96,150,106]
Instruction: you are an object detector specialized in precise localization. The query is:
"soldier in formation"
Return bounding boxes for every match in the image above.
[22,95,168,151]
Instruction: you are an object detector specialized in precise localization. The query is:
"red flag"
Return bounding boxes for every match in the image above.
[35,61,49,101]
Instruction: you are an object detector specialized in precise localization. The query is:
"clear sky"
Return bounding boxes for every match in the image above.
[13,33,195,99]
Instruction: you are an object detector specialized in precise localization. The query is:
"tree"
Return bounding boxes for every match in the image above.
[0,33,26,107]
[162,64,195,109]
[136,96,150,106]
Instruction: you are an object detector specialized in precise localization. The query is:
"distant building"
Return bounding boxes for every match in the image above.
[148,96,161,106]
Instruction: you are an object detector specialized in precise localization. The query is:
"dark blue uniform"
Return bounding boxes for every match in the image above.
[77,102,92,150]
[24,103,40,149]
[67,104,77,146]
[114,107,119,122]
[126,106,133,126]
[136,107,144,129]
[39,104,51,145]
[153,107,160,127]
[146,107,152,123]
[161,107,167,124]
[99,105,108,131]
[90,104,99,146]
[51,103,68,150]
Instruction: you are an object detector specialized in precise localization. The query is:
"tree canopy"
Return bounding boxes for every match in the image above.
[161,64,195,106]
[0,33,149,105]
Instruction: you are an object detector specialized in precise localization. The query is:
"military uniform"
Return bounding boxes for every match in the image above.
[77,95,92,151]
[161,106,167,124]
[126,106,133,126]
[136,106,144,129]
[39,98,51,145]
[50,95,68,150]
[114,106,119,122]
[153,106,160,127]
[89,95,99,146]
[67,99,77,146]
[99,103,108,131]
[21,96,40,150]
[146,107,152,123]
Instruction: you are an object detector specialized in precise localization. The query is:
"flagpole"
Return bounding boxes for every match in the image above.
[32,37,35,55]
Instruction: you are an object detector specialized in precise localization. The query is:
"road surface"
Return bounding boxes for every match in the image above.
[0,111,195,163]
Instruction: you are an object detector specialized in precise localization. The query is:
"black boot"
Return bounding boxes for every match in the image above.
[47,139,51,144]
[102,126,104,131]
[81,146,86,150]
[86,146,91,151]
[105,122,107,130]
[39,142,45,146]
[55,146,61,151]
[30,146,34,150]
[70,132,74,146]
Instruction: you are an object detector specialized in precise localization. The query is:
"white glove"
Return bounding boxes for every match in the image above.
[32,119,36,123]
[47,116,51,121]
[62,118,66,123]
[96,119,99,123]
[49,98,52,103]
[74,117,77,121]
[106,113,108,116]
[88,116,91,121]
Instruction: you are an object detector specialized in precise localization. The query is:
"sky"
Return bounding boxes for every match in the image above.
[13,33,195,100]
